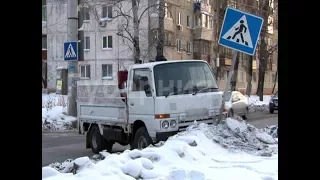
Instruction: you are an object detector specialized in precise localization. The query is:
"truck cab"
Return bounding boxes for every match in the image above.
[78,60,223,153]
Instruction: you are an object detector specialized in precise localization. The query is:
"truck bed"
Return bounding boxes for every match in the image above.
[77,84,128,125]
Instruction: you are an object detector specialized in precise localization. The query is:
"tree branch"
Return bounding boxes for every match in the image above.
[268,43,278,54]
[138,3,160,24]
[117,32,133,43]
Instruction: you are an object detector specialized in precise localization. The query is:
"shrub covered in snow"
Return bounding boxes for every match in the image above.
[42,93,77,132]
[43,119,278,180]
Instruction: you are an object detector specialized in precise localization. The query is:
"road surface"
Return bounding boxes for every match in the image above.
[42,111,277,166]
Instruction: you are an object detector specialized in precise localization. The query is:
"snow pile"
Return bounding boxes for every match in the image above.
[246,95,271,112]
[43,119,278,180]
[42,93,77,131]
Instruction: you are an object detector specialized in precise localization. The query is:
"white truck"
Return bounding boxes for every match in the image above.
[77,60,224,153]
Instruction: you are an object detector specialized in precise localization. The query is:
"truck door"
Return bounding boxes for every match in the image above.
[128,68,155,120]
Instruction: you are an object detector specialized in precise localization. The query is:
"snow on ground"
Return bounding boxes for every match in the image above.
[43,118,278,180]
[246,95,271,112]
[42,93,77,131]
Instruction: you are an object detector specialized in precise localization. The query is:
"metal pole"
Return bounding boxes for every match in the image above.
[67,0,78,117]
[217,50,238,123]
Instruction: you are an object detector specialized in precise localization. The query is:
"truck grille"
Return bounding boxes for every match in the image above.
[178,118,215,131]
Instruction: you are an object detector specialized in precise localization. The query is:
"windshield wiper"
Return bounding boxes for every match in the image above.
[165,87,179,98]
[192,87,219,95]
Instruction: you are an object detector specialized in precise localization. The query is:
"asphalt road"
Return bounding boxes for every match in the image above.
[42,111,278,166]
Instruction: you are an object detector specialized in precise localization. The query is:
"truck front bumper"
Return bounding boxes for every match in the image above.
[156,131,178,142]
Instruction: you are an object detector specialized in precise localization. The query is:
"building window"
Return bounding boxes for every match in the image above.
[84,37,90,51]
[187,15,191,27]
[164,32,173,45]
[193,40,200,53]
[204,15,209,28]
[42,35,47,50]
[42,6,47,22]
[203,41,210,54]
[177,12,181,25]
[102,36,113,49]
[176,39,182,52]
[83,7,90,21]
[164,3,172,19]
[187,41,192,54]
[102,64,113,79]
[42,0,46,22]
[102,5,112,18]
[194,14,201,27]
[80,65,90,79]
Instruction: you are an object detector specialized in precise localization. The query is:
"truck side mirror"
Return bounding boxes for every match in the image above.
[139,76,148,82]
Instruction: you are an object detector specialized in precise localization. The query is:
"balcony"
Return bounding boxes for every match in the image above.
[194,1,212,13]
[219,53,232,66]
[150,15,175,32]
[193,27,213,41]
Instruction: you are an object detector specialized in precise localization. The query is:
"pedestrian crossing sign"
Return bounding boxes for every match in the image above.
[218,8,264,56]
[64,41,78,61]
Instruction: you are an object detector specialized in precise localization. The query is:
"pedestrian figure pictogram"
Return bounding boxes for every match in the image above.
[218,8,263,55]
[222,15,253,48]
[65,44,77,58]
[64,41,78,61]
[227,20,248,46]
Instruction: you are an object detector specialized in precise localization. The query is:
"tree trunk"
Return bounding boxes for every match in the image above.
[246,55,253,96]
[256,0,270,101]
[230,53,239,91]
[156,0,166,61]
[132,0,140,64]
[272,69,277,94]
[256,59,266,101]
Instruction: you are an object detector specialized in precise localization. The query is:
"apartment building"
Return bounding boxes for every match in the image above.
[44,0,148,91]
[149,0,215,63]
[43,0,277,94]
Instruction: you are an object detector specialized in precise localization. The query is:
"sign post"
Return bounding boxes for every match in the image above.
[217,7,264,123]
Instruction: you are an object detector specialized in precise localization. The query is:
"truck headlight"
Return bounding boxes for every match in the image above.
[162,120,169,129]
[170,120,177,128]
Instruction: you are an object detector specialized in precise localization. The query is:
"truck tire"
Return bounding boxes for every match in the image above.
[89,125,113,154]
[132,127,153,150]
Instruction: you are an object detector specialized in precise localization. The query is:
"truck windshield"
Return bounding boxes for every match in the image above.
[153,62,219,97]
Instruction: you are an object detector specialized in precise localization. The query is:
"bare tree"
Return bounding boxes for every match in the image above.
[255,0,278,101]
[272,65,277,94]
[245,55,253,95]
[106,0,163,64]
[155,0,166,61]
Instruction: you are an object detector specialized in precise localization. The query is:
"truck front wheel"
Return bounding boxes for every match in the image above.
[89,125,113,154]
[132,127,153,150]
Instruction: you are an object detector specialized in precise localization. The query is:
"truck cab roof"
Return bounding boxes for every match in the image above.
[129,60,208,70]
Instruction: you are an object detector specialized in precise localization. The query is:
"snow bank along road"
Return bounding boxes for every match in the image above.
[42,111,277,166]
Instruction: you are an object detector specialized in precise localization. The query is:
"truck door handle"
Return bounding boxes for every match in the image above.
[130,102,134,106]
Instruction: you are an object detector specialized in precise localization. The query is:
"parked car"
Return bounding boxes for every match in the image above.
[269,91,278,113]
[224,91,249,120]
